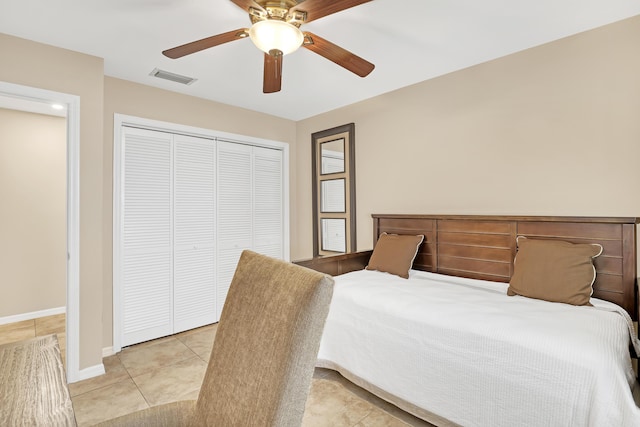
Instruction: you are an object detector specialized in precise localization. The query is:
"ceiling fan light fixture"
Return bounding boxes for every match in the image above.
[249,19,303,56]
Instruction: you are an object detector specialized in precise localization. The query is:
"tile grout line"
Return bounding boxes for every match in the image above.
[352,410,374,426]
[118,344,204,410]
[129,375,153,409]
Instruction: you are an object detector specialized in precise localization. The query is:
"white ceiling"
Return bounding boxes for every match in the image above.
[1,0,639,121]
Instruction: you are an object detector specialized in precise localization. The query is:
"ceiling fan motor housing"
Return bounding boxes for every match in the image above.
[162,0,375,93]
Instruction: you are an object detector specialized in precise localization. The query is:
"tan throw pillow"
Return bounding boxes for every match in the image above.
[366,233,424,279]
[508,237,603,306]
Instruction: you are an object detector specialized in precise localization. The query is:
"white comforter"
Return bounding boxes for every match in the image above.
[317,269,640,427]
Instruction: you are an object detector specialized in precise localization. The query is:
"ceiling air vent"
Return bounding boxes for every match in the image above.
[149,68,197,85]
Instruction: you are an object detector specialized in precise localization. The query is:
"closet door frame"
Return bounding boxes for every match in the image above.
[112,114,290,353]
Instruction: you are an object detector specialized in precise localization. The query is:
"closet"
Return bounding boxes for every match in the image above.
[115,125,285,348]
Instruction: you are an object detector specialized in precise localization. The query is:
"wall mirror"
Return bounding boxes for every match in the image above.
[312,123,356,257]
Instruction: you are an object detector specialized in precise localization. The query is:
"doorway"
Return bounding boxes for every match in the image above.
[0,81,80,383]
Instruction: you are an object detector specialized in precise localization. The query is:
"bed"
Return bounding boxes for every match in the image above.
[296,214,640,427]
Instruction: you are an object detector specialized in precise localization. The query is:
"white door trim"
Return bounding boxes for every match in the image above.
[112,113,290,353]
[0,81,81,383]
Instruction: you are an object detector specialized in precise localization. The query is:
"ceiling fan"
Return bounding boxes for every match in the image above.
[162,0,375,93]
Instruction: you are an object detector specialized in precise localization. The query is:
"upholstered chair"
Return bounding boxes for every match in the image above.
[97,250,334,427]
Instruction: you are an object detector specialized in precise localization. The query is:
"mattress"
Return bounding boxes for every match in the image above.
[317,269,640,427]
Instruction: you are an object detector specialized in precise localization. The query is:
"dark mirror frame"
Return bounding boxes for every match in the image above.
[312,123,356,257]
[320,139,346,174]
[320,178,346,213]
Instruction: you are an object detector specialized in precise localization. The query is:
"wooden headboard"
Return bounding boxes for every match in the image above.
[373,214,639,320]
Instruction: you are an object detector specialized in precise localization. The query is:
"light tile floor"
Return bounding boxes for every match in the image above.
[4,315,639,426]
[0,313,66,365]
[1,315,431,427]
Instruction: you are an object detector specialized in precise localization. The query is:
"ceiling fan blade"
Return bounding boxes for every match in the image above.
[162,29,248,59]
[302,32,374,77]
[229,0,263,13]
[263,52,283,93]
[292,0,373,23]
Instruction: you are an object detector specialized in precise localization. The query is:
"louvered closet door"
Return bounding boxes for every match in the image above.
[216,141,253,319]
[253,146,283,259]
[121,127,173,347]
[173,134,216,333]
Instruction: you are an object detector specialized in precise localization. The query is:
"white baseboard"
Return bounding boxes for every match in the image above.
[0,306,66,326]
[102,346,115,358]
[71,363,106,383]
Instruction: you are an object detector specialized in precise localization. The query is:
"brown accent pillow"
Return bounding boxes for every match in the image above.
[508,237,603,306]
[366,233,424,279]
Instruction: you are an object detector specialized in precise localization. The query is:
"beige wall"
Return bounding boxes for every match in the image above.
[294,15,640,260]
[1,13,639,369]
[0,32,297,364]
[101,77,296,348]
[0,108,66,315]
[0,33,105,370]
